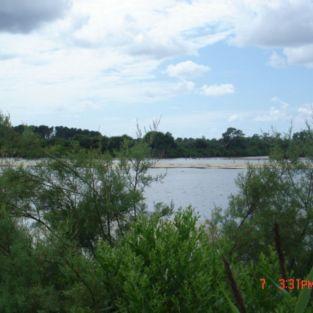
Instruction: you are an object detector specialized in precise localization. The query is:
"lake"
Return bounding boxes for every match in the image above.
[144,157,267,218]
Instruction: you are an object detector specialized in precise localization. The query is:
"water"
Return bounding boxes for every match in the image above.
[144,168,243,218]
[153,156,268,169]
[144,157,267,218]
[0,157,265,219]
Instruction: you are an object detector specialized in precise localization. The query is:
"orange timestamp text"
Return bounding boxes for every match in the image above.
[260,278,313,290]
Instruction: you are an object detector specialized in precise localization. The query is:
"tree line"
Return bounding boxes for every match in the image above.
[0,113,310,158]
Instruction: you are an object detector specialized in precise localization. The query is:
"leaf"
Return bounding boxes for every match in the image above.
[220,286,240,313]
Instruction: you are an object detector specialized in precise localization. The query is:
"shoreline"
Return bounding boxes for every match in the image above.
[0,157,268,170]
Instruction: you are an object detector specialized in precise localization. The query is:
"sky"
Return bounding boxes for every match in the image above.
[0,0,312,138]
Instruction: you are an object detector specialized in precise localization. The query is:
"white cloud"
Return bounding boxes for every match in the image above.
[201,83,235,97]
[298,104,313,116]
[0,0,236,117]
[233,0,313,48]
[66,0,233,57]
[230,0,313,67]
[166,60,210,78]
[57,0,313,72]
[1,0,313,130]
[142,80,195,101]
[283,45,313,67]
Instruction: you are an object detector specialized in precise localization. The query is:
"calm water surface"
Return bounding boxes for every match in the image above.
[144,168,243,218]
[144,158,265,218]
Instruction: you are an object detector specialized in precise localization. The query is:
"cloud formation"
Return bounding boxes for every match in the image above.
[234,0,313,47]
[0,0,312,136]
[233,0,313,67]
[283,45,313,67]
[201,84,235,97]
[298,104,313,117]
[166,61,210,78]
[0,0,70,33]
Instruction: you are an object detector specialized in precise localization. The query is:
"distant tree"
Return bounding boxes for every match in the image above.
[144,131,176,157]
[34,125,54,140]
[194,137,208,150]
[0,113,19,156]
[222,127,244,143]
[222,127,246,156]
[1,114,313,159]
[13,124,27,134]
[108,135,133,154]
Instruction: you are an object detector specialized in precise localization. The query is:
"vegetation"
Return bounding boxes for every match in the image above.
[0,112,312,312]
[0,112,310,158]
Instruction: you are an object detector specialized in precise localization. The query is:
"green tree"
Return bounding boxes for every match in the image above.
[216,129,313,278]
[144,131,176,157]
[221,127,246,156]
[0,113,19,157]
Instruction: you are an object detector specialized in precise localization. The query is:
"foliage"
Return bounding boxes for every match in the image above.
[0,151,158,251]
[217,141,313,277]
[0,207,60,313]
[210,128,313,311]
[0,112,310,158]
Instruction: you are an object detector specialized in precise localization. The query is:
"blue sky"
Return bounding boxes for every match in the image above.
[0,0,312,138]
